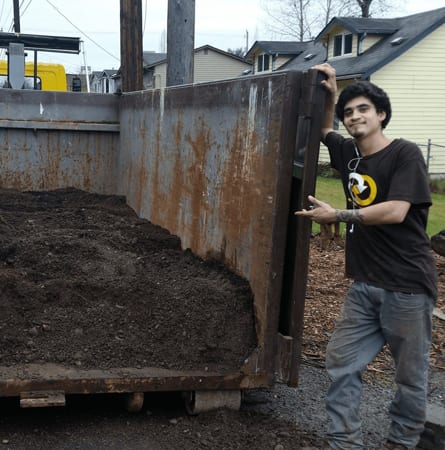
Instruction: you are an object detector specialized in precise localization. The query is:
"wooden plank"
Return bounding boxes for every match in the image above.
[20,390,66,408]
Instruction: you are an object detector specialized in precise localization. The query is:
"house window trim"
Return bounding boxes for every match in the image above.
[333,32,353,57]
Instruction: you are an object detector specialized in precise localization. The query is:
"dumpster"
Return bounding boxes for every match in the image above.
[0,69,324,412]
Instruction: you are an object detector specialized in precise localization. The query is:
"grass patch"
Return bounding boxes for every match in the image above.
[313,177,346,237]
[314,176,444,237]
[429,193,445,236]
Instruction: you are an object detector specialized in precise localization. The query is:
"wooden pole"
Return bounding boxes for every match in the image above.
[13,0,21,33]
[166,0,195,87]
[120,0,144,92]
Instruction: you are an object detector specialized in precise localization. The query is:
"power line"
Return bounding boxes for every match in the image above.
[43,0,119,62]
[4,2,12,31]
[21,0,33,17]
[143,0,147,36]
[0,0,6,26]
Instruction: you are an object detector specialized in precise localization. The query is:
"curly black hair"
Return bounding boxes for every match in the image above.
[335,81,392,129]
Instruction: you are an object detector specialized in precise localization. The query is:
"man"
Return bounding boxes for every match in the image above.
[295,63,437,450]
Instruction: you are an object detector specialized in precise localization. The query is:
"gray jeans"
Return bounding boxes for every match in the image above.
[325,281,434,450]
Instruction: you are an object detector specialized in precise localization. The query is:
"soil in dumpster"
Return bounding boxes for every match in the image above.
[0,188,257,373]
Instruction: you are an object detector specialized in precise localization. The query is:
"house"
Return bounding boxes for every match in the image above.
[244,41,309,74]
[90,53,167,94]
[66,73,87,92]
[143,45,251,89]
[111,46,251,90]
[140,51,167,89]
[280,7,445,173]
[90,69,119,94]
[66,67,95,92]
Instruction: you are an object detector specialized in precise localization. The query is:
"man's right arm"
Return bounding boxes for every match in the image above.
[311,63,338,144]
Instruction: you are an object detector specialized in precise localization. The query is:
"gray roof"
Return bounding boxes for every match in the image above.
[102,69,118,77]
[317,17,399,36]
[143,52,167,66]
[283,7,445,79]
[88,69,118,79]
[245,40,309,61]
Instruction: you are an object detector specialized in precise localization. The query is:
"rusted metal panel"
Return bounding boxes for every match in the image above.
[0,364,270,397]
[0,89,119,127]
[118,71,316,376]
[277,70,327,386]
[0,89,120,194]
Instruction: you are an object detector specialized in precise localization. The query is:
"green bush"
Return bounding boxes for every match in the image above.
[317,163,340,178]
[429,178,445,195]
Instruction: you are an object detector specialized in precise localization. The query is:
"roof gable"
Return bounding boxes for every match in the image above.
[143,45,247,69]
[194,44,247,62]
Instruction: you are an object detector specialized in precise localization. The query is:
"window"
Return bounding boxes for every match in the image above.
[333,33,353,57]
[344,34,353,54]
[257,54,270,72]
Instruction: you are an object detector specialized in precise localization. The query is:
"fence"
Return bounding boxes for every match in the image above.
[319,140,445,176]
[418,140,445,177]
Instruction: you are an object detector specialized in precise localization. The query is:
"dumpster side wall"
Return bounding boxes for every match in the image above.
[0,89,120,194]
[117,73,301,370]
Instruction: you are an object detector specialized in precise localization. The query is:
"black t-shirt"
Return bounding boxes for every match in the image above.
[326,132,437,300]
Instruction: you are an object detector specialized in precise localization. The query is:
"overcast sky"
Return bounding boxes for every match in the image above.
[2,0,444,73]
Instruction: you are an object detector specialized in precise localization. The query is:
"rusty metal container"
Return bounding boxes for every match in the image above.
[0,70,324,411]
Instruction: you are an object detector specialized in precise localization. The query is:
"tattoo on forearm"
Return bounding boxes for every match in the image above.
[335,209,364,224]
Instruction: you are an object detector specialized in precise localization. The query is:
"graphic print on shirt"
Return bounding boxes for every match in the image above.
[348,172,377,207]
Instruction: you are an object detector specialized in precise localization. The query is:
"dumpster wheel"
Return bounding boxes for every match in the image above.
[125,392,144,413]
[183,390,241,415]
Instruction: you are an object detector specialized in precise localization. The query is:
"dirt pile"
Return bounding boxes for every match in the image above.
[0,188,256,372]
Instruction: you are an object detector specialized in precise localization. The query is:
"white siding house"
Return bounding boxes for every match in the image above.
[147,45,251,89]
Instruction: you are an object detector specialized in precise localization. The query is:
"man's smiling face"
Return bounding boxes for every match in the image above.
[343,96,387,140]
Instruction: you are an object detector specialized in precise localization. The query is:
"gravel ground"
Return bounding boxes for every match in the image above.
[244,363,445,450]
[0,363,442,449]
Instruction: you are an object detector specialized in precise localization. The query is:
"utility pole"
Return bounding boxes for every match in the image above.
[13,0,20,33]
[120,0,144,92]
[166,0,195,87]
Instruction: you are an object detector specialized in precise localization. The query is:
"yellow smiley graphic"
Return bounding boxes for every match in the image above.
[350,174,377,206]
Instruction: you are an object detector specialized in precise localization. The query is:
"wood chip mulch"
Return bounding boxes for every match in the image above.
[303,235,445,378]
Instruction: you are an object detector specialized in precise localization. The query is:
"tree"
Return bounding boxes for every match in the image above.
[227,48,246,58]
[261,0,400,41]
[355,0,396,18]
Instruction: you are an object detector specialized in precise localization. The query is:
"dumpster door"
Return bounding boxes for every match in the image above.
[276,70,326,387]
